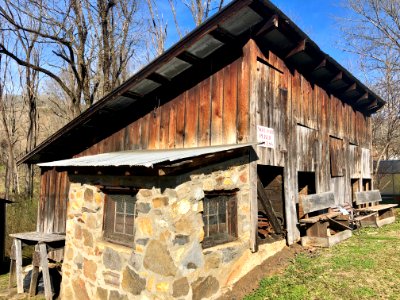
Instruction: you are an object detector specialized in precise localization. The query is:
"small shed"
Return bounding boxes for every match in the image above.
[375,160,400,203]
[0,198,12,264]
[18,0,385,299]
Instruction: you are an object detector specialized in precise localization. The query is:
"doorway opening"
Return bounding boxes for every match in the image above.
[257,165,285,244]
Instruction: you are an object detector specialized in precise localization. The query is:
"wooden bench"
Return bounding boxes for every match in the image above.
[299,192,352,247]
[354,190,398,227]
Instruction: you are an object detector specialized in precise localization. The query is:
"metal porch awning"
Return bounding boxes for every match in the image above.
[37,143,256,168]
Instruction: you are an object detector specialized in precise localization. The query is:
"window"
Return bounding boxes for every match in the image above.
[202,190,238,248]
[104,194,137,246]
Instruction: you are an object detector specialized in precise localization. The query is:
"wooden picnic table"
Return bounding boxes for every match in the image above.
[8,231,65,300]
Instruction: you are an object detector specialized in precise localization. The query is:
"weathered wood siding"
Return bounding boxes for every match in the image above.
[78,58,248,156]
[37,39,374,246]
[38,168,69,235]
[37,168,69,261]
[248,40,373,243]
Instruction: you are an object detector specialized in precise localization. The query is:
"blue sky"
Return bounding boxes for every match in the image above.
[269,0,356,70]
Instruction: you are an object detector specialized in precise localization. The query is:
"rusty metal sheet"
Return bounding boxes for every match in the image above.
[38,143,256,168]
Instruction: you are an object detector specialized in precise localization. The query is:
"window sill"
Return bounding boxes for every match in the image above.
[97,238,133,254]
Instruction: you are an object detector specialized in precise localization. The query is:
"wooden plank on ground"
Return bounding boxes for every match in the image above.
[355,190,382,205]
[300,192,335,215]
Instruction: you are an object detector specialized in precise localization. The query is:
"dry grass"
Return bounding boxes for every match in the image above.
[245,209,400,300]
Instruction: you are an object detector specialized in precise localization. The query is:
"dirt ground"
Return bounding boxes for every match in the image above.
[219,243,306,300]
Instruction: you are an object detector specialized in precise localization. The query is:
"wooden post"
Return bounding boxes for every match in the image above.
[39,243,52,300]
[29,248,41,296]
[8,242,16,289]
[14,239,23,294]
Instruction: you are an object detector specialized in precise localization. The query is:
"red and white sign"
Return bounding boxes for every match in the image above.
[257,125,275,148]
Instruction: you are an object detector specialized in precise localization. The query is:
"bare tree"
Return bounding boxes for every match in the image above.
[0,47,21,197]
[146,0,168,57]
[339,0,400,176]
[13,14,41,198]
[184,0,225,26]
[0,0,143,118]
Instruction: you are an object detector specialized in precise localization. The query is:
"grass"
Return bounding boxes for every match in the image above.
[245,210,400,300]
[0,271,45,300]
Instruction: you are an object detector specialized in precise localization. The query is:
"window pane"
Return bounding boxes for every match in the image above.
[202,192,238,248]
[104,193,138,246]
[126,201,135,214]
[115,213,125,233]
[116,201,124,213]
[208,200,218,215]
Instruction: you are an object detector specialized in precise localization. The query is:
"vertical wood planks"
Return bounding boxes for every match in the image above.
[175,93,186,148]
[168,101,177,148]
[237,49,250,144]
[246,39,259,252]
[223,61,238,144]
[211,68,224,145]
[160,102,170,148]
[185,86,199,147]
[198,78,212,146]
[148,106,161,149]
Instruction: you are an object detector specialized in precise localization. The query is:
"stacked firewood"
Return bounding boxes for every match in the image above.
[257,211,274,238]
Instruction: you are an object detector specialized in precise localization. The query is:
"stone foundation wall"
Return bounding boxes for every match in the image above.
[61,160,286,299]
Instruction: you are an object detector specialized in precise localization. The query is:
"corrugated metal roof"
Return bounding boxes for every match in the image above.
[37,143,256,168]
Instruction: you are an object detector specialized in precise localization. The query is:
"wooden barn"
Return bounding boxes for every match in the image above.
[15,0,384,299]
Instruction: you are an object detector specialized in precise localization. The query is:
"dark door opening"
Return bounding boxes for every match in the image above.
[362,179,372,191]
[257,165,285,244]
[297,171,316,221]
[351,178,360,205]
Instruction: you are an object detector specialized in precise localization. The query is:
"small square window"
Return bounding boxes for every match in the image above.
[202,191,238,248]
[104,194,137,246]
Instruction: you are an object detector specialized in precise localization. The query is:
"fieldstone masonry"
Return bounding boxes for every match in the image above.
[60,159,286,299]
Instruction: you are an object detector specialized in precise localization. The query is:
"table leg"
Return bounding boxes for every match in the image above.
[8,242,16,289]
[29,249,41,297]
[39,243,52,300]
[14,239,23,294]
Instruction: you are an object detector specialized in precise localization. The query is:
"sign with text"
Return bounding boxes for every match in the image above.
[257,125,275,148]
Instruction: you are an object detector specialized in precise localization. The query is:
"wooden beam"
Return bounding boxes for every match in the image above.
[361,99,378,111]
[209,26,236,44]
[314,59,327,71]
[257,176,283,235]
[255,14,279,37]
[344,83,357,93]
[147,72,170,85]
[286,39,307,59]
[328,217,352,231]
[354,92,369,105]
[330,71,342,83]
[121,90,143,100]
[177,51,201,65]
